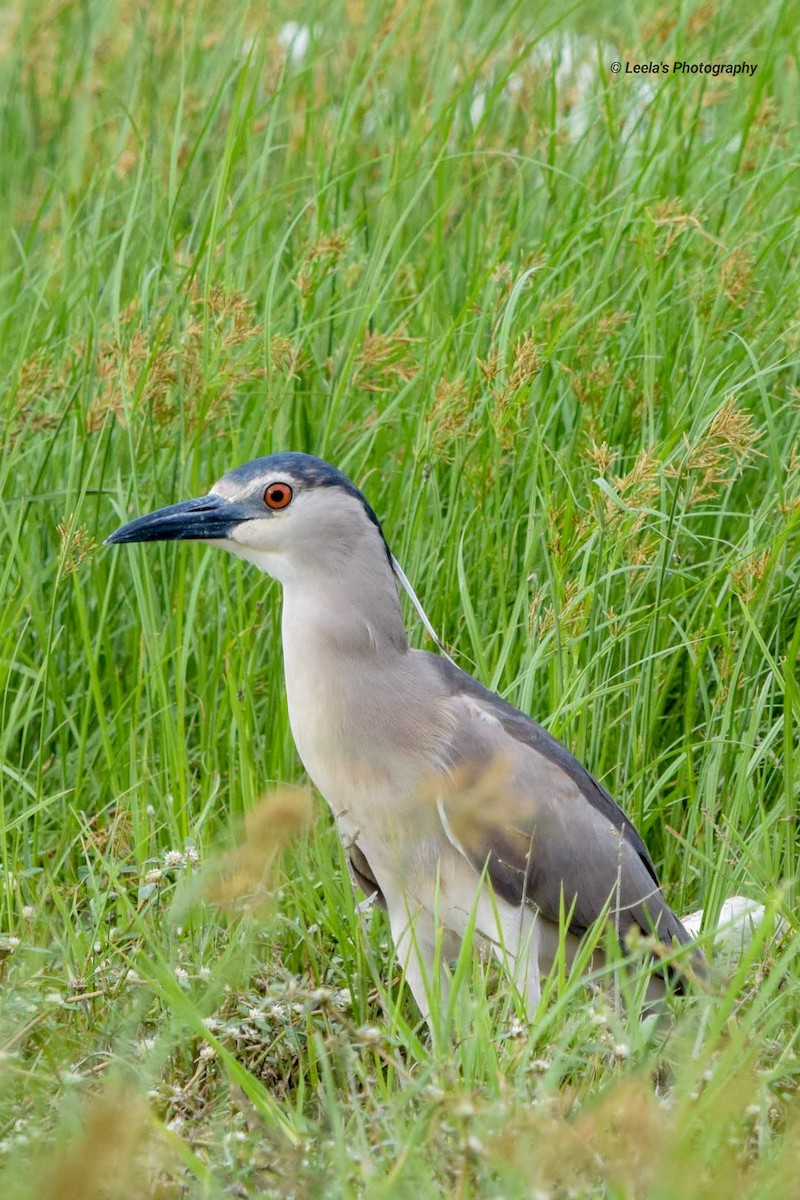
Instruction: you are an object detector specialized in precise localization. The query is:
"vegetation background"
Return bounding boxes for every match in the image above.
[0,0,798,1195]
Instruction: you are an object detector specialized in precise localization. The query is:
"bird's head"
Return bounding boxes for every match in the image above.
[106,452,390,585]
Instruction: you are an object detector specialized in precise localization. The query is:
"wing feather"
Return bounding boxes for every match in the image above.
[425,654,699,963]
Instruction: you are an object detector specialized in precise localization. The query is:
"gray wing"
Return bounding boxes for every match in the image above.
[428,654,699,960]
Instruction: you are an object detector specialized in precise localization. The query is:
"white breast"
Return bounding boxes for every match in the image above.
[279,588,451,872]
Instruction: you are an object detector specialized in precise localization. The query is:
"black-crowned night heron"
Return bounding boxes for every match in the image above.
[108,452,706,1020]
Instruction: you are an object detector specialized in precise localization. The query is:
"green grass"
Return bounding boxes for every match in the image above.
[1,0,799,1194]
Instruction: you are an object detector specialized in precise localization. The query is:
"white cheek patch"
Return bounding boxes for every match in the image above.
[230,517,276,550]
[227,521,288,578]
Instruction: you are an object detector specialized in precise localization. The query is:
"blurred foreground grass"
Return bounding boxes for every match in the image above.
[0,0,799,1195]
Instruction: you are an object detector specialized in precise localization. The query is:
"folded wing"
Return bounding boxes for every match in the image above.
[428,655,700,966]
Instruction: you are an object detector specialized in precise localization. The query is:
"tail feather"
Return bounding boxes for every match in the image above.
[681,895,776,965]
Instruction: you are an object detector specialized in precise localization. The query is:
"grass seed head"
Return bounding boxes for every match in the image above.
[204,788,313,914]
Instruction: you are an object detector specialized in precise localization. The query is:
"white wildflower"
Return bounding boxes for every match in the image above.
[503,72,524,101]
[469,91,486,126]
[278,21,311,63]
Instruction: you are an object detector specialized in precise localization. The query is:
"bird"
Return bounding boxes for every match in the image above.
[107,451,706,1023]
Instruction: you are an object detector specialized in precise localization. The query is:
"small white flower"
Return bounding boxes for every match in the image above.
[145,869,164,885]
[237,35,256,61]
[185,846,200,865]
[163,850,184,869]
[469,91,486,126]
[202,1016,221,1031]
[2,936,20,950]
[453,1098,476,1118]
[503,72,524,101]
[198,966,211,981]
[278,21,311,63]
[21,906,35,920]
[199,1043,216,1061]
[175,967,190,988]
[612,1041,631,1060]
[146,805,156,817]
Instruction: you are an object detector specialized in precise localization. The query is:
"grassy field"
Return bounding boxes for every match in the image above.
[1,0,799,1194]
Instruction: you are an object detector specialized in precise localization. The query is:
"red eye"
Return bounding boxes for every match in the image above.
[264,481,293,510]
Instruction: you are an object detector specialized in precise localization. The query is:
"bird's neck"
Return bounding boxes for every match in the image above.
[278,551,413,806]
[280,553,409,661]
[280,556,407,652]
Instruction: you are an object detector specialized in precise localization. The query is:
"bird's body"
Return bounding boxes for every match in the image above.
[108,452,704,1021]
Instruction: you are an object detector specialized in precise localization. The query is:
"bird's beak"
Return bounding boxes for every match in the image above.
[105,494,253,545]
